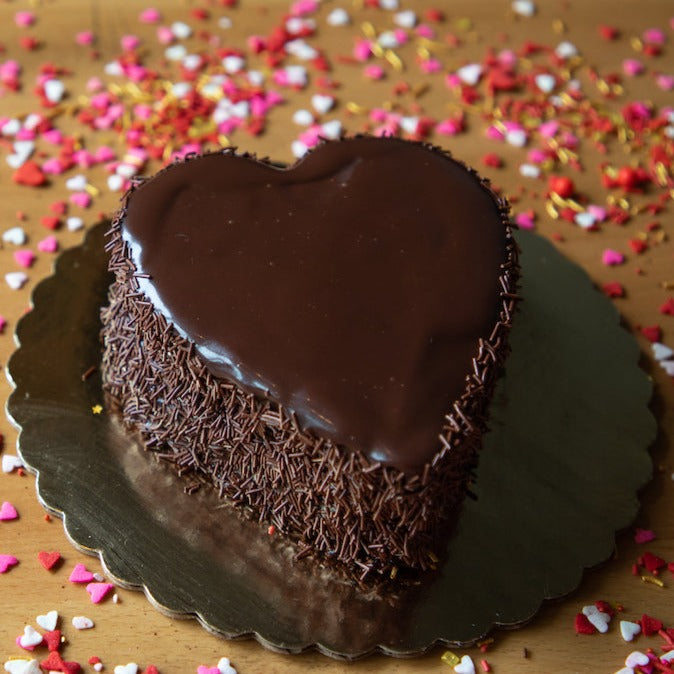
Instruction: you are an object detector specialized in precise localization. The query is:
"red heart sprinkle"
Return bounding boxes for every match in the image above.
[640,325,662,343]
[660,298,674,316]
[574,612,597,635]
[594,600,615,616]
[642,551,667,573]
[38,550,62,570]
[602,282,625,298]
[640,613,664,636]
[12,160,47,186]
[42,629,62,652]
[40,215,61,230]
[143,666,160,674]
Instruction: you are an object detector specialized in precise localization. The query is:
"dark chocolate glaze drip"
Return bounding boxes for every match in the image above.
[122,137,507,470]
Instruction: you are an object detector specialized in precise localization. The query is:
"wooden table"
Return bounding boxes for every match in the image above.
[0,1,672,672]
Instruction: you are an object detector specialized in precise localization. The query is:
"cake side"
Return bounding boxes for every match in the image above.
[100,141,519,580]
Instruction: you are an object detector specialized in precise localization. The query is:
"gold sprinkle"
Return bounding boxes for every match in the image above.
[597,80,610,95]
[217,135,230,147]
[546,201,560,219]
[618,197,630,210]
[477,638,494,648]
[389,566,398,580]
[162,144,174,162]
[84,184,99,197]
[567,199,583,212]
[655,231,667,243]
[631,37,643,52]
[428,550,439,563]
[641,575,665,588]
[552,19,566,34]
[613,84,624,96]
[384,49,403,71]
[637,231,648,241]
[371,42,384,58]
[655,163,669,186]
[441,651,461,666]
[558,148,570,164]
[92,405,103,415]
[361,21,376,39]
[346,101,366,114]
[417,45,431,60]
[455,17,472,31]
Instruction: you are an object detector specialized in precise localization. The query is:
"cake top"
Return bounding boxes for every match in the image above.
[122,136,510,470]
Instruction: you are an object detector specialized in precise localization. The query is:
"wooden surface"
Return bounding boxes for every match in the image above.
[0,1,672,672]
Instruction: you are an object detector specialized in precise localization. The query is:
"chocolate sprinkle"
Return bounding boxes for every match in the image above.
[100,140,519,580]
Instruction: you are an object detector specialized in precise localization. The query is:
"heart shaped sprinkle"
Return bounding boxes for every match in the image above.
[582,605,611,633]
[662,650,674,663]
[535,73,556,93]
[0,501,19,521]
[67,216,85,231]
[3,659,41,674]
[326,7,349,26]
[0,554,19,573]
[36,610,58,631]
[43,79,65,103]
[512,0,536,16]
[5,271,29,291]
[114,664,138,674]
[65,175,88,191]
[457,63,482,85]
[37,551,62,571]
[71,616,94,630]
[3,226,27,245]
[37,236,59,253]
[196,667,219,674]
[574,612,597,635]
[602,249,625,266]
[68,563,94,583]
[454,655,475,674]
[625,651,649,668]
[40,629,62,652]
[614,668,633,674]
[13,250,35,269]
[620,620,642,642]
[18,626,43,650]
[70,192,92,208]
[217,658,237,674]
[652,343,674,361]
[2,454,23,473]
[12,160,46,186]
[86,582,114,604]
[310,93,334,114]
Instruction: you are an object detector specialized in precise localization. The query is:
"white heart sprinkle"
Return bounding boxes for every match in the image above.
[3,227,27,246]
[222,55,245,74]
[620,620,642,642]
[506,129,527,147]
[36,610,58,631]
[535,73,556,93]
[165,45,187,61]
[286,17,316,35]
[43,79,65,103]
[171,82,192,98]
[327,8,350,26]
[379,0,399,9]
[652,343,674,361]
[556,41,579,59]
[454,655,475,674]
[285,39,318,60]
[114,664,138,674]
[457,63,482,86]
[2,455,23,473]
[3,659,41,674]
[116,163,137,179]
[394,10,416,28]
[104,61,124,77]
[13,140,35,159]
[72,616,94,630]
[377,31,400,49]
[582,605,611,633]
[218,17,232,29]
[5,272,28,291]
[6,154,26,169]
[23,114,42,130]
[285,65,308,87]
[217,658,237,674]
[19,626,43,649]
[574,212,596,229]
[292,109,313,126]
[400,116,419,134]
[512,0,536,17]
[1,118,21,136]
[65,174,87,191]
[171,21,192,39]
[662,650,674,662]
[320,120,342,139]
[614,668,633,674]
[67,216,84,231]
[519,163,540,178]
[625,651,649,668]
[291,140,309,158]
[311,94,334,115]
[182,54,201,71]
[247,70,264,86]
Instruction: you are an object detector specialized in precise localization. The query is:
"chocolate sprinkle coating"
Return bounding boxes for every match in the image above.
[100,139,519,580]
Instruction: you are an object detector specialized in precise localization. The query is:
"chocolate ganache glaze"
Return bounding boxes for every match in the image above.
[122,137,507,470]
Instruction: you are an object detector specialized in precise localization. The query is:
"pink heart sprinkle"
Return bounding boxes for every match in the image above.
[196,668,220,674]
[643,28,665,45]
[120,34,141,51]
[623,59,644,76]
[75,31,95,46]
[363,64,384,80]
[15,11,36,27]
[156,26,175,45]
[0,501,19,521]
[515,212,536,230]
[655,74,674,92]
[0,315,6,333]
[70,192,92,208]
[42,129,63,145]
[602,249,625,266]
[139,8,161,23]
[0,554,18,573]
[86,582,113,603]
[38,236,58,253]
[69,563,95,583]
[634,528,656,544]
[13,249,36,269]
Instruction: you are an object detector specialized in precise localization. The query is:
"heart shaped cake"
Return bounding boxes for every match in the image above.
[101,136,519,580]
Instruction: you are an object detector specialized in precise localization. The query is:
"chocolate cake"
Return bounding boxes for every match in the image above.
[100,136,519,580]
